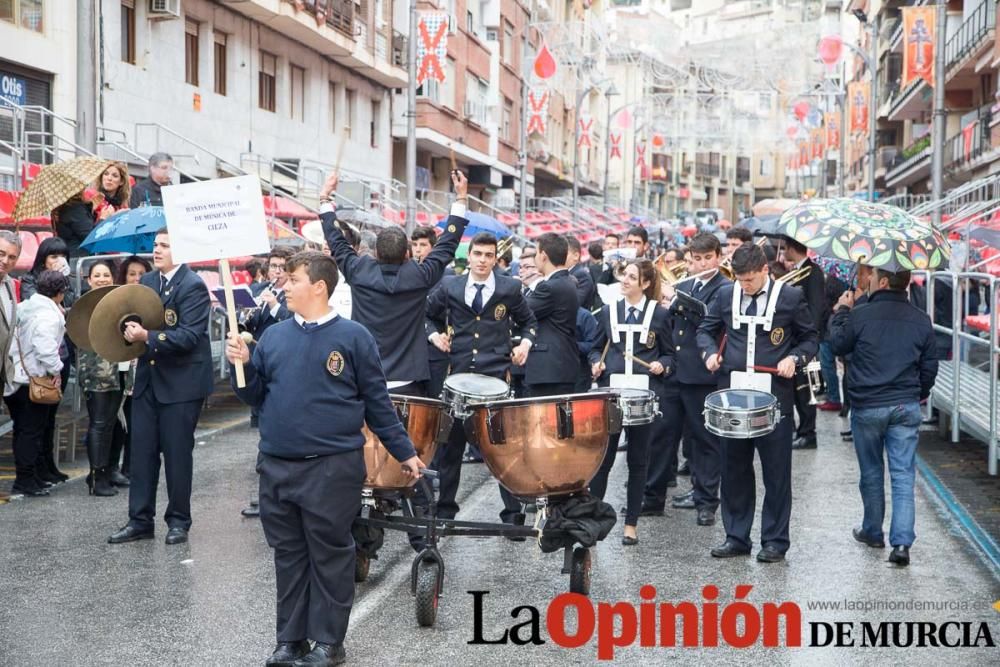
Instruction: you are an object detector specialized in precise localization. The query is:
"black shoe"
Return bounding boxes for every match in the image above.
[241,504,261,517]
[165,527,189,545]
[639,505,664,517]
[622,535,639,546]
[672,489,693,502]
[711,540,751,558]
[461,454,484,464]
[672,496,696,510]
[839,429,853,437]
[92,468,118,497]
[34,476,53,488]
[697,508,716,526]
[267,640,311,667]
[109,470,130,487]
[108,525,154,544]
[842,433,854,443]
[35,470,61,485]
[888,546,910,566]
[792,436,817,450]
[293,642,346,666]
[756,546,786,563]
[852,527,885,548]
[666,479,678,488]
[677,461,691,476]
[11,481,50,497]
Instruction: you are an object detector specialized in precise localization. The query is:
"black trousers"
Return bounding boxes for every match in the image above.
[85,390,123,469]
[524,382,576,398]
[589,421,652,526]
[643,386,684,510]
[3,385,49,484]
[427,358,450,401]
[683,384,722,511]
[110,392,132,475]
[719,417,794,553]
[258,450,364,645]
[793,371,817,438]
[127,391,203,531]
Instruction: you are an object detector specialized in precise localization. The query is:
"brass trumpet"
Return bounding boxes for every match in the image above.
[654,254,688,286]
[777,264,812,286]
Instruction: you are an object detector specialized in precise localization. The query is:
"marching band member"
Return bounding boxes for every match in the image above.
[696,244,817,563]
[660,233,730,527]
[109,228,215,546]
[226,251,422,667]
[523,233,579,397]
[318,171,468,397]
[426,232,537,527]
[588,259,674,546]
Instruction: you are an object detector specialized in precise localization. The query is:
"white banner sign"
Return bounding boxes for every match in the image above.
[161,175,270,264]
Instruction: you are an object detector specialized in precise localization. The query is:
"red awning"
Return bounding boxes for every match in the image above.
[262,195,318,220]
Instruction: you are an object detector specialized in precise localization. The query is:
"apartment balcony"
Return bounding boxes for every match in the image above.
[944,0,996,85]
[885,135,932,188]
[874,145,901,180]
[226,0,407,88]
[886,76,931,122]
[945,112,995,175]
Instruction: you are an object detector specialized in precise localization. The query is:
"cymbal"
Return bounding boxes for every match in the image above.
[65,285,118,351]
[89,284,165,363]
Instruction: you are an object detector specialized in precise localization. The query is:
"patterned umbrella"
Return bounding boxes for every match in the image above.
[777,198,950,271]
[12,157,113,223]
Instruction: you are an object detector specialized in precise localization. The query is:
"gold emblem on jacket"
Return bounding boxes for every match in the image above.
[494,304,507,320]
[770,327,785,346]
[164,309,178,326]
[327,351,345,376]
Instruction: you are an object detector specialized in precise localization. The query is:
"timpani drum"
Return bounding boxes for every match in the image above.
[362,394,451,490]
[702,389,779,439]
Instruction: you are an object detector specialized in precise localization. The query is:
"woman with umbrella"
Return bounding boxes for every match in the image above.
[92,162,132,222]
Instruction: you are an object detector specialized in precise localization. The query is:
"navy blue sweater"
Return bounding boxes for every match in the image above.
[232,316,417,461]
[829,289,938,407]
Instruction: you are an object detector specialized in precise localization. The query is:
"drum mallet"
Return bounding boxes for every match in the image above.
[625,354,655,370]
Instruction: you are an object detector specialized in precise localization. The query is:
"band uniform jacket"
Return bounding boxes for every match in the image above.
[321,211,467,383]
[133,265,215,404]
[695,282,818,415]
[426,274,538,378]
[670,272,730,386]
[570,262,597,310]
[796,257,827,341]
[245,282,291,337]
[524,269,579,385]
[588,299,675,390]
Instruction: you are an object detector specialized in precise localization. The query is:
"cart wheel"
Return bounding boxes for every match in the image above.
[354,551,371,583]
[569,547,591,596]
[415,560,441,627]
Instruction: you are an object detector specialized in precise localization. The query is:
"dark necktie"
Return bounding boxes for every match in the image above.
[626,306,639,324]
[472,283,485,314]
[301,321,318,331]
[745,292,760,317]
[160,274,168,295]
[694,281,703,294]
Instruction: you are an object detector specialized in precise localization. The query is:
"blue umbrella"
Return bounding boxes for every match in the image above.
[437,211,512,238]
[80,206,166,254]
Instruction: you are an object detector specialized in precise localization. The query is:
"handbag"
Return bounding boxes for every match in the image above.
[15,332,63,405]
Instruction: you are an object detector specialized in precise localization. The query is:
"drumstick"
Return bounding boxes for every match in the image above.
[598,340,610,366]
[625,354,654,370]
[449,146,457,172]
[752,365,780,374]
[334,127,348,176]
[717,333,728,358]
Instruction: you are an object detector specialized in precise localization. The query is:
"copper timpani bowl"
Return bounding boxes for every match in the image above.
[465,392,618,498]
[362,395,450,490]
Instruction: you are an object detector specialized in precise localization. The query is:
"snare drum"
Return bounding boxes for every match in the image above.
[594,387,659,426]
[703,389,779,439]
[441,373,510,419]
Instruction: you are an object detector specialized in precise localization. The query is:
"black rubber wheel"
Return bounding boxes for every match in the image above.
[414,560,441,627]
[354,551,370,583]
[569,547,591,596]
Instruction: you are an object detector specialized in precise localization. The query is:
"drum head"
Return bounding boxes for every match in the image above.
[596,387,655,401]
[443,373,509,396]
[707,389,775,410]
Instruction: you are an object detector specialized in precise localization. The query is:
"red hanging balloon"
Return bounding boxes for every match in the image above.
[793,101,810,122]
[817,35,843,67]
[534,41,557,80]
[651,133,665,148]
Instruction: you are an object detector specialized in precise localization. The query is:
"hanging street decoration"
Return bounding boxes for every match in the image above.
[416,13,449,85]
[527,88,550,135]
[902,6,936,88]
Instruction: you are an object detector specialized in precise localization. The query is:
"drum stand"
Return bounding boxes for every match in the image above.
[353,473,593,628]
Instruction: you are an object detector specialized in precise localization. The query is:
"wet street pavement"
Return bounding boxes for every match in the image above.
[1,410,999,666]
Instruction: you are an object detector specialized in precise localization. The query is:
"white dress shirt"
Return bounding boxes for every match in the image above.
[464,272,496,308]
[740,277,772,316]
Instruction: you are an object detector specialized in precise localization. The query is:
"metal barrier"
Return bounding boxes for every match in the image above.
[918,270,999,476]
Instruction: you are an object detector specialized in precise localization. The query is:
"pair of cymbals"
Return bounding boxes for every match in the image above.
[66,284,165,362]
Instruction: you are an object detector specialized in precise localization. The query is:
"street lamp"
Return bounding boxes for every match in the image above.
[572,78,613,224]
[602,82,620,212]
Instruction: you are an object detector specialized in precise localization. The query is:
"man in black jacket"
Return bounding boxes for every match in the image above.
[565,235,597,310]
[781,237,825,449]
[318,171,468,397]
[828,267,938,567]
[697,244,818,563]
[426,232,537,525]
[129,152,173,208]
[524,233,579,396]
[108,229,215,546]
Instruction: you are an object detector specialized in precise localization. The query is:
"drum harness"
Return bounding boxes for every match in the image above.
[727,279,785,405]
[608,299,656,391]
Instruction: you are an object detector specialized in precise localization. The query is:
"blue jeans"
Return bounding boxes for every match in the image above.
[851,403,922,547]
[818,341,840,403]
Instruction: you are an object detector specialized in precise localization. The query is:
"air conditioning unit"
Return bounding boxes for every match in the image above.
[149,0,181,20]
